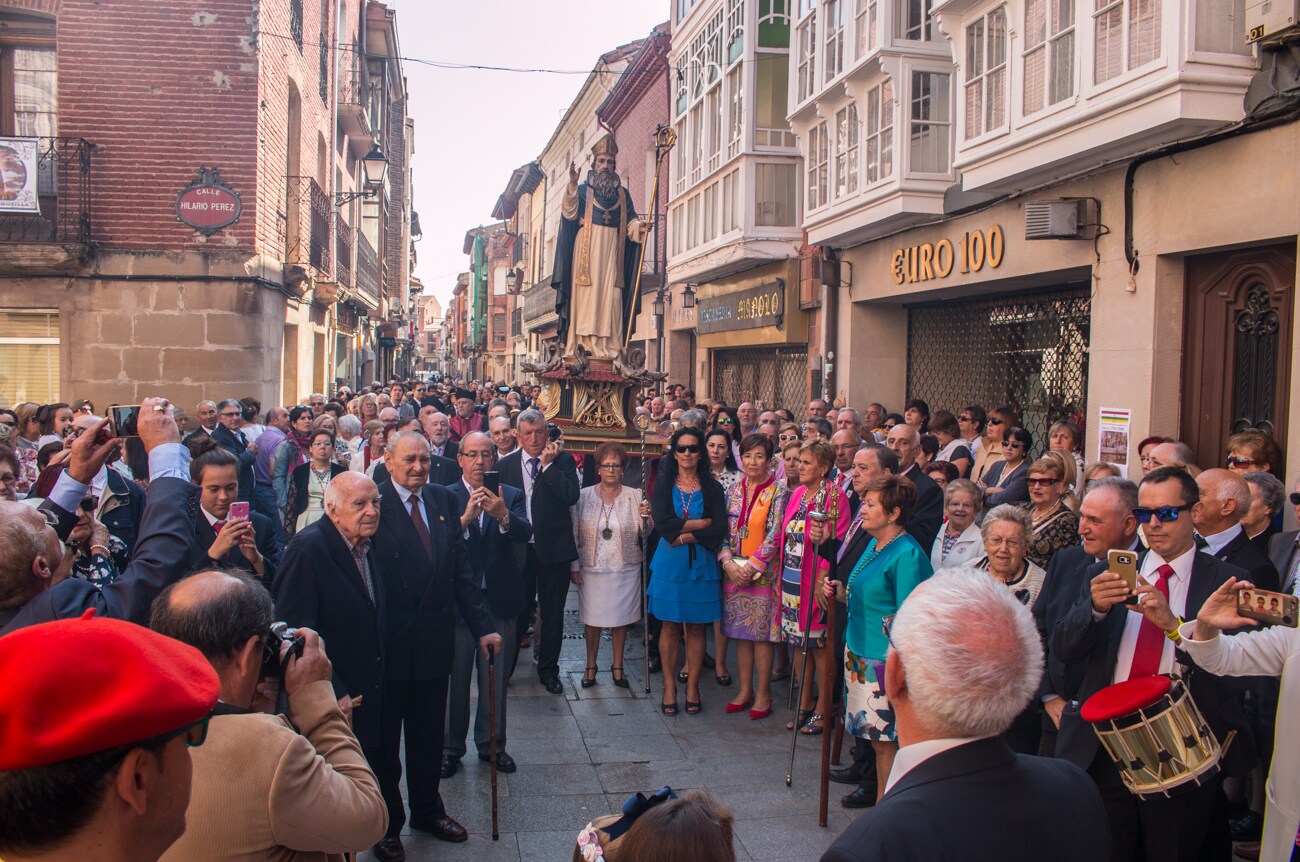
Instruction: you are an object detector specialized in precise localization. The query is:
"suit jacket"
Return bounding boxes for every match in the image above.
[1051,550,1255,776]
[1034,545,1100,705]
[0,477,200,635]
[372,480,495,680]
[192,510,281,582]
[428,439,458,461]
[157,681,387,862]
[1210,529,1280,592]
[446,481,531,618]
[369,453,460,489]
[819,737,1109,862]
[1269,529,1300,593]
[272,516,386,748]
[98,467,146,557]
[900,463,943,552]
[210,424,257,503]
[982,459,1030,508]
[496,448,581,565]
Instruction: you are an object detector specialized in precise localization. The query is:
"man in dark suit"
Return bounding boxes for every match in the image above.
[1035,477,1140,755]
[369,432,501,860]
[370,449,459,487]
[821,568,1108,862]
[886,424,941,550]
[420,409,458,461]
[1052,467,1251,862]
[496,409,580,694]
[1,399,199,635]
[1268,481,1300,591]
[210,399,256,503]
[1193,468,1281,591]
[442,432,531,779]
[189,446,279,581]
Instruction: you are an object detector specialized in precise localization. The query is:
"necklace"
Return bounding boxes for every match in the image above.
[845,527,905,599]
[311,465,331,484]
[676,475,700,515]
[597,487,617,540]
[736,475,774,541]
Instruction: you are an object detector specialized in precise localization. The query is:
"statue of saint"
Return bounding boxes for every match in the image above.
[550,134,651,361]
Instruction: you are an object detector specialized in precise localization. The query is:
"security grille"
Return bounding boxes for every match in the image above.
[712,347,808,411]
[906,284,1091,451]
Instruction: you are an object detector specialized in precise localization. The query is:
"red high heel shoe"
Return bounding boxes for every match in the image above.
[725,699,754,714]
[749,705,772,720]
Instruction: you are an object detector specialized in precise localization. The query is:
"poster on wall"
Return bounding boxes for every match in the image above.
[0,138,40,213]
[1097,407,1132,470]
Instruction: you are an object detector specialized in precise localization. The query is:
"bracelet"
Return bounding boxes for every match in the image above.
[89,544,111,557]
[1165,617,1185,644]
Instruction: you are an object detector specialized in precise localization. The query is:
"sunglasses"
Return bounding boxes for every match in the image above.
[80,495,99,512]
[1289,492,1300,506]
[1225,456,1257,468]
[987,418,1004,426]
[675,444,701,454]
[716,418,734,425]
[958,414,972,421]
[1132,503,1193,524]
[1004,441,1025,450]
[76,405,95,414]
[1026,477,1059,487]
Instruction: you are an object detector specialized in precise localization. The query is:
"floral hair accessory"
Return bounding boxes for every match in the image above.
[576,823,605,861]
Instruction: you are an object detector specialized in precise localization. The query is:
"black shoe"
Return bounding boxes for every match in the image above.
[581,666,598,688]
[480,750,517,773]
[612,666,630,688]
[647,653,662,674]
[410,815,469,843]
[1231,811,1264,842]
[440,755,460,779]
[542,675,564,695]
[373,836,406,862]
[829,765,865,785]
[841,786,877,809]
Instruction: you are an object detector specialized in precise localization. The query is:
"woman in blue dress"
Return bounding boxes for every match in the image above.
[648,426,727,716]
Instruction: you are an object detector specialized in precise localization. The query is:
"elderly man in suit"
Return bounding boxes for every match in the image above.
[885,424,942,550]
[370,431,501,861]
[152,569,387,862]
[442,432,532,779]
[820,569,1108,862]
[370,448,460,488]
[1053,467,1251,862]
[272,473,387,853]
[188,443,279,581]
[496,409,581,694]
[1193,468,1280,591]
[0,397,198,634]
[1269,477,1300,593]
[210,399,257,503]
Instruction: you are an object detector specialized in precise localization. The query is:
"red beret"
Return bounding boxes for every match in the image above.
[0,611,220,770]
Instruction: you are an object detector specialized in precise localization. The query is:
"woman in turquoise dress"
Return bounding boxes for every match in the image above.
[647,427,727,717]
[822,473,933,802]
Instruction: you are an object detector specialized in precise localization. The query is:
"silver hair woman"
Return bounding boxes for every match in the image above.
[965,504,1047,611]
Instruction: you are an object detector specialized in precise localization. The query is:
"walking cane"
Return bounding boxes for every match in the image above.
[633,412,653,693]
[786,507,830,787]
[818,595,838,827]
[487,644,500,841]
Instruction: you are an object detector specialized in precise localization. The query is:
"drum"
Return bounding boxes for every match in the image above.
[1080,675,1221,798]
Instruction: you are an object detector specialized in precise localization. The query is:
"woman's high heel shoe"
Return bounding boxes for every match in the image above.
[611,666,630,689]
[581,666,598,688]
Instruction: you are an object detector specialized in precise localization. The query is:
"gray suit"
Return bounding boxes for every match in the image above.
[1269,529,1299,593]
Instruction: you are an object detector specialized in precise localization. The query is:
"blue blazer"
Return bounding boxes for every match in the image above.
[446,481,532,619]
[981,459,1030,508]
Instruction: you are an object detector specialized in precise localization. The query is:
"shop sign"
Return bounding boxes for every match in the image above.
[176,166,242,234]
[377,336,396,348]
[696,280,785,335]
[891,225,1004,285]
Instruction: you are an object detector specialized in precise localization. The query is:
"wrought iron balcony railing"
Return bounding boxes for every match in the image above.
[335,218,353,288]
[0,137,92,245]
[356,232,379,300]
[285,175,331,276]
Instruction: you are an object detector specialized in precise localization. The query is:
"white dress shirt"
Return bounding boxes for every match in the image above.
[390,480,430,533]
[884,736,994,793]
[519,451,550,545]
[1111,545,1196,684]
[1198,523,1242,556]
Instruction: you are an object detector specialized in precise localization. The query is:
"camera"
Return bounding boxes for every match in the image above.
[260,621,306,682]
[547,422,562,442]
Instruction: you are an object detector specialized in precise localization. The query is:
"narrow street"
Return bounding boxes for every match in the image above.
[361,589,856,861]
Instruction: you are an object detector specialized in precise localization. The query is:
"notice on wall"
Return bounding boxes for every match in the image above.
[1097,407,1132,471]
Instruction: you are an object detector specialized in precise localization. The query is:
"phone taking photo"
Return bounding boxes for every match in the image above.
[110,405,142,438]
[228,502,250,522]
[483,471,500,496]
[1237,588,1299,628]
[1108,549,1140,605]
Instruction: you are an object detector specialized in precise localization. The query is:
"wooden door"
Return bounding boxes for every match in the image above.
[1182,244,1295,467]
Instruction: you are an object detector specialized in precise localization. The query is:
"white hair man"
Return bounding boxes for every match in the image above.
[820,569,1107,862]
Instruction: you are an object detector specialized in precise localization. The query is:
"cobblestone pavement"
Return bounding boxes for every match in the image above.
[358,586,858,861]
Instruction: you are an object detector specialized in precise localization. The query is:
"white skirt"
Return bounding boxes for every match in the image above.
[576,562,643,628]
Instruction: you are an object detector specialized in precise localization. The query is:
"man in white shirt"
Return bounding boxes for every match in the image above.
[820,569,1107,862]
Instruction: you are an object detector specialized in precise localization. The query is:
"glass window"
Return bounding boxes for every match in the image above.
[759,0,793,46]
[727,0,746,62]
[706,85,723,173]
[12,47,56,137]
[796,12,817,102]
[1093,0,1159,83]
[704,182,718,242]
[825,0,845,81]
[723,169,740,231]
[834,103,859,197]
[1024,0,1075,114]
[964,6,1006,139]
[898,0,935,40]
[755,162,798,225]
[0,310,59,404]
[806,121,829,208]
[865,78,894,183]
[756,53,793,146]
[856,0,879,57]
[728,64,744,158]
[909,71,951,174]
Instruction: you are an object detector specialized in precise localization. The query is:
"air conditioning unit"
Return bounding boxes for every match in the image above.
[1024,199,1097,240]
[1246,0,1298,43]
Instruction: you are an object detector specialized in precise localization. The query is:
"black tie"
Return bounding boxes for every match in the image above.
[1193,534,1209,550]
[409,496,433,560]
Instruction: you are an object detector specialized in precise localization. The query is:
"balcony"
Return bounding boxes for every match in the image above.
[356,233,380,309]
[522,281,558,332]
[286,176,331,277]
[335,219,353,288]
[0,137,92,273]
[511,306,522,338]
[337,48,374,145]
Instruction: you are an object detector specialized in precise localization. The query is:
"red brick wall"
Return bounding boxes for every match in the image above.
[611,66,670,279]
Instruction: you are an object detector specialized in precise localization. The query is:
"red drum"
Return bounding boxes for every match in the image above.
[1080,675,1221,797]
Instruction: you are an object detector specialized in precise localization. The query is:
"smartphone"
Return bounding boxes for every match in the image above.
[1238,588,1300,627]
[483,471,500,496]
[228,502,250,522]
[110,405,141,438]
[547,422,562,442]
[1108,549,1140,605]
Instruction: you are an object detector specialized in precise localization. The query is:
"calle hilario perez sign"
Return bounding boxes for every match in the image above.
[176,166,242,235]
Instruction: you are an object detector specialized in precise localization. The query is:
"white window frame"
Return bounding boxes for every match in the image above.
[824,0,845,82]
[864,78,894,185]
[907,69,952,176]
[1021,0,1076,117]
[855,0,878,59]
[1092,0,1161,86]
[834,102,859,197]
[796,9,818,103]
[897,0,935,41]
[963,6,1008,141]
[806,120,829,209]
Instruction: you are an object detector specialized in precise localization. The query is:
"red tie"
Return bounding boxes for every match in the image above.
[409,496,433,560]
[214,520,227,533]
[1128,564,1174,679]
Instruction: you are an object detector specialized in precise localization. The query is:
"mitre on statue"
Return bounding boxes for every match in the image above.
[591,134,618,158]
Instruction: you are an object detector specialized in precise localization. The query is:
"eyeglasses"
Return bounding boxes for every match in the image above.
[987,418,1004,426]
[1132,503,1194,523]
[599,463,624,471]
[76,405,95,414]
[958,415,972,422]
[986,537,1026,548]
[881,614,896,642]
[1226,456,1257,468]
[675,444,701,454]
[1026,477,1059,487]
[0,472,16,485]
[219,411,241,418]
[716,417,734,425]
[1289,492,1300,506]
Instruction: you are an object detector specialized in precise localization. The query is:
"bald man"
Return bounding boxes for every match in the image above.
[1193,468,1280,591]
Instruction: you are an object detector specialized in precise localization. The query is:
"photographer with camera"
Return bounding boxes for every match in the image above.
[150,568,387,862]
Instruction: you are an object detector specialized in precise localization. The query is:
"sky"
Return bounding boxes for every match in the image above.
[382,0,668,309]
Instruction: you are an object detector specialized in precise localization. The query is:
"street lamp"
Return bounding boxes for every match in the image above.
[506,269,518,293]
[334,145,389,206]
[681,283,697,309]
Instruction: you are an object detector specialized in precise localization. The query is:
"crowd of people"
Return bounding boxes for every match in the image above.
[1,379,1299,862]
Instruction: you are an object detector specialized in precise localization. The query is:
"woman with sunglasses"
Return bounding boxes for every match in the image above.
[971,406,1020,482]
[717,433,788,719]
[647,427,727,716]
[819,473,931,800]
[958,405,987,456]
[1016,457,1081,569]
[780,439,850,736]
[978,427,1033,510]
[1226,429,1282,477]
[67,493,128,587]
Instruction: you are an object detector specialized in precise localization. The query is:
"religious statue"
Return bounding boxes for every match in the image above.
[550,134,651,362]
